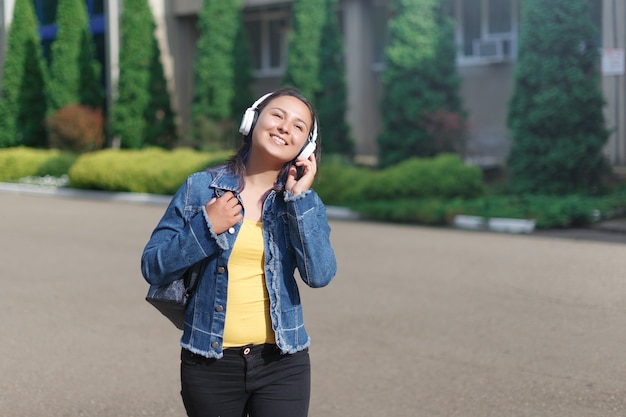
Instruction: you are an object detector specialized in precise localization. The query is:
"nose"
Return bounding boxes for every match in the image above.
[276,121,288,134]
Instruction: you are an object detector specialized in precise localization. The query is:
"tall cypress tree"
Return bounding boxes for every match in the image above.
[315,0,353,157]
[377,0,464,168]
[144,35,179,149]
[0,0,48,148]
[283,0,325,101]
[191,0,242,148]
[231,20,255,130]
[507,0,609,194]
[111,0,159,149]
[48,0,101,110]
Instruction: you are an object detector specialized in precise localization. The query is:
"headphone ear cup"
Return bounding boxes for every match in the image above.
[298,141,317,160]
[309,119,318,143]
[239,92,273,136]
[239,108,256,135]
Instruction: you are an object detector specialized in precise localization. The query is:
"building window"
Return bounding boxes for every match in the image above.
[372,1,390,71]
[452,0,519,65]
[32,0,106,87]
[244,6,290,77]
[32,0,106,40]
[89,0,105,15]
[33,0,57,25]
[589,0,603,47]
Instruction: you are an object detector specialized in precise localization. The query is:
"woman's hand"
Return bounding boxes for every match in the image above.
[205,191,243,234]
[286,153,317,195]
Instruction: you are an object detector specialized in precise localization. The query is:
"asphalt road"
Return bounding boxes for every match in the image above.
[1,191,626,416]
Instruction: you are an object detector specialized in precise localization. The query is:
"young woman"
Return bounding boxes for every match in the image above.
[141,87,337,417]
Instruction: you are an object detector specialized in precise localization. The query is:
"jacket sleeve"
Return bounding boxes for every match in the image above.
[141,174,228,286]
[284,189,337,288]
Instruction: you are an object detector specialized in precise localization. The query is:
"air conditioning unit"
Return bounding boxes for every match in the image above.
[472,38,510,60]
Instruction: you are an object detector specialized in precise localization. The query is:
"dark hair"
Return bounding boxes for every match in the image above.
[227,86,320,191]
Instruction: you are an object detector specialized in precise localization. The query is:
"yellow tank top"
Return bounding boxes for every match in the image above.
[222,220,275,347]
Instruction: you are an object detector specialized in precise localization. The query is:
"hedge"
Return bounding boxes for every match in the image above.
[0,147,77,181]
[2,147,624,230]
[356,192,626,229]
[68,147,229,194]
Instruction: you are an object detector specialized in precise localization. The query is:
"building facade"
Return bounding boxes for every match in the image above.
[1,0,624,167]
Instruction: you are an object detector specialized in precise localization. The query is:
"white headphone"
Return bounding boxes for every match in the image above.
[239,92,317,159]
[239,93,272,136]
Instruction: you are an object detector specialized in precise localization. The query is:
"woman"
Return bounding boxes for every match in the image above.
[141,87,337,417]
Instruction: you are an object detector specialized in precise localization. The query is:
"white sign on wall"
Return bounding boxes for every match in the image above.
[602,48,625,76]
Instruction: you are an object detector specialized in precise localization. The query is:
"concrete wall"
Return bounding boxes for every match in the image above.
[0,0,16,81]
[1,0,623,168]
[459,63,515,166]
[343,0,379,157]
[602,0,626,166]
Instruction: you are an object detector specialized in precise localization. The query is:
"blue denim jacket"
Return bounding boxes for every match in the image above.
[141,165,337,358]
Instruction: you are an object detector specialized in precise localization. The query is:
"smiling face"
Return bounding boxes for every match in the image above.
[251,95,313,163]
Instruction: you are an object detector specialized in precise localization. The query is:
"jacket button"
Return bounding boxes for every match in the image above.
[211,342,219,348]
[215,305,223,312]
[228,227,235,234]
[217,266,225,273]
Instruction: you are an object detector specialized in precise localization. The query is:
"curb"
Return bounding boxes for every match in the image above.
[0,182,172,205]
[4,182,624,231]
[0,182,360,221]
[453,214,536,234]
[591,220,626,234]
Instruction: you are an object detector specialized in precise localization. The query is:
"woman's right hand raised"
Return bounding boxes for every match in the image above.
[205,191,243,234]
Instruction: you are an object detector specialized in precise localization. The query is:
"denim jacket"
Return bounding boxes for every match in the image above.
[141,165,337,358]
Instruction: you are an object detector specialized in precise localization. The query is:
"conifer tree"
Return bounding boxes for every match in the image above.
[315,0,353,156]
[110,0,160,148]
[231,21,255,131]
[48,0,102,110]
[0,0,48,147]
[506,0,609,194]
[377,0,464,168]
[283,0,325,101]
[144,35,179,149]
[191,0,242,148]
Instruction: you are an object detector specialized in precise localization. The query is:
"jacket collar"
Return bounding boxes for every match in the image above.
[209,166,240,193]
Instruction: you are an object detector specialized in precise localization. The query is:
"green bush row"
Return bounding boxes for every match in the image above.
[68,148,230,195]
[313,154,485,206]
[1,147,624,229]
[0,147,77,181]
[355,192,626,229]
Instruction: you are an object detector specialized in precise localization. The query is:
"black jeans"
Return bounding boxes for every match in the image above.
[180,344,311,417]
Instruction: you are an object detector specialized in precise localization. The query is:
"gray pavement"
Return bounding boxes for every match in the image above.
[1,189,626,416]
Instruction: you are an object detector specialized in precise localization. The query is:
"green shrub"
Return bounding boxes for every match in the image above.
[35,152,78,177]
[0,147,77,181]
[364,154,485,201]
[47,105,104,153]
[355,198,450,225]
[313,159,375,206]
[68,148,230,194]
[351,188,626,230]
